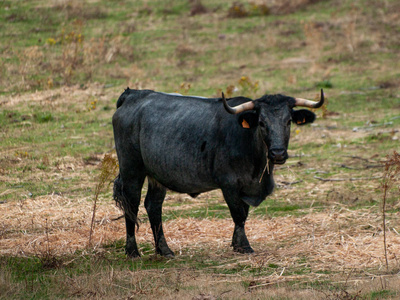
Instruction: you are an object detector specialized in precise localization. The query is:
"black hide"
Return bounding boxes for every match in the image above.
[112,88,317,257]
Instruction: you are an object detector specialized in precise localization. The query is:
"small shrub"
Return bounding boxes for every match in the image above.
[225,85,235,98]
[88,153,119,247]
[249,2,270,16]
[87,97,98,111]
[228,2,248,18]
[35,112,53,123]
[238,76,259,97]
[227,1,270,18]
[217,76,259,99]
[178,82,192,95]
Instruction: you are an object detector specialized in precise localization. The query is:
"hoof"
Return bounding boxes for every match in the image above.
[233,246,254,254]
[157,247,175,258]
[163,252,175,259]
[126,248,141,258]
[156,239,175,258]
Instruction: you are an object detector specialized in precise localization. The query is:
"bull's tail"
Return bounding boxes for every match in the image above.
[113,174,139,230]
[116,88,153,109]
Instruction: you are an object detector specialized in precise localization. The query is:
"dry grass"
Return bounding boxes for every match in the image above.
[1,184,400,298]
[382,151,400,270]
[2,192,400,275]
[1,84,398,277]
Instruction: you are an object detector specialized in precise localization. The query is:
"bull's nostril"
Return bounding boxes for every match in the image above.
[270,148,288,161]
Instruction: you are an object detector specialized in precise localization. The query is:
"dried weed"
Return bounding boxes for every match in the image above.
[381,151,400,270]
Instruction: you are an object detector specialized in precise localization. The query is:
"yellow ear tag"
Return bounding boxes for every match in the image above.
[242,119,250,128]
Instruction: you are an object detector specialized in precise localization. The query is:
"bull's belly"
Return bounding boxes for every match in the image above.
[161,180,217,195]
[141,145,218,194]
[144,162,218,195]
[150,172,218,194]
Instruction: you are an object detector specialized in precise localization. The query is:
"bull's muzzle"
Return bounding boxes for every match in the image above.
[269,148,288,164]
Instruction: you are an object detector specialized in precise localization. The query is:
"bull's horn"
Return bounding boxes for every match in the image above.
[221,92,255,114]
[294,89,324,108]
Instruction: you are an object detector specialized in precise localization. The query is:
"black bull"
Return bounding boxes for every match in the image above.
[112,88,324,257]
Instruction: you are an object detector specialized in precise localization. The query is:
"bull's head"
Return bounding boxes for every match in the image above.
[222,89,324,164]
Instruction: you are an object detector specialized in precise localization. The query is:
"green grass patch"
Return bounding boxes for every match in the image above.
[163,203,230,221]
[369,289,397,299]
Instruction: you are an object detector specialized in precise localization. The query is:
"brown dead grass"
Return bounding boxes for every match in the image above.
[1,192,400,276]
[0,82,113,110]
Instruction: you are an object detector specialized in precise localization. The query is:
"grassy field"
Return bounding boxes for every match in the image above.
[1,0,400,298]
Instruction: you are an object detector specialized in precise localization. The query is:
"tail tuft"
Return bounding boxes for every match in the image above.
[113,174,140,230]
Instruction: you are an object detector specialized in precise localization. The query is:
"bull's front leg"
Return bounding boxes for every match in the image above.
[222,189,254,254]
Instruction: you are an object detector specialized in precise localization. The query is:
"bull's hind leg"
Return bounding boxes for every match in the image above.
[144,178,174,258]
[114,174,145,257]
[222,189,254,254]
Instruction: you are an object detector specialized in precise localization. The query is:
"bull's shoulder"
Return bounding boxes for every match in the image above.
[116,89,154,108]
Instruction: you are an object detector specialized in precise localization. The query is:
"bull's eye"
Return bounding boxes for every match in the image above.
[259,120,265,127]
[287,119,292,126]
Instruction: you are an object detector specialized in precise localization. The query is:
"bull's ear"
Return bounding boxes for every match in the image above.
[238,111,259,129]
[292,109,316,126]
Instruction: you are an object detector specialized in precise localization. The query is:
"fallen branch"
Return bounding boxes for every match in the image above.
[336,163,383,170]
[314,176,382,182]
[280,180,303,185]
[277,180,303,188]
[343,155,381,163]
[352,121,393,131]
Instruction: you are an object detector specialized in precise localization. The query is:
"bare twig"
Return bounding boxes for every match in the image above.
[88,191,98,247]
[110,215,124,221]
[45,218,50,256]
[259,141,269,183]
[383,210,388,271]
